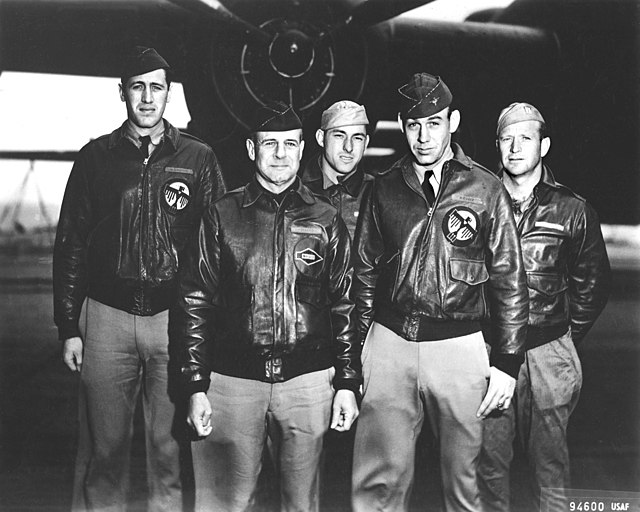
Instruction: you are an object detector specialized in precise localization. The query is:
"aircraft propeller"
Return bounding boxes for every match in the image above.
[170,0,437,130]
[167,0,271,44]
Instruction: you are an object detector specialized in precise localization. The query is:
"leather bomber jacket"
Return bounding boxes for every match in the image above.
[178,177,361,394]
[53,120,226,340]
[301,153,373,240]
[500,166,611,348]
[352,144,529,361]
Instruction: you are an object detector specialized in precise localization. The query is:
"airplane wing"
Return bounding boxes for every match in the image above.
[1,0,638,223]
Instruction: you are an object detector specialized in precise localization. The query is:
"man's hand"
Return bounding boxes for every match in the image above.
[62,337,84,372]
[188,392,213,437]
[477,366,516,418]
[330,389,359,432]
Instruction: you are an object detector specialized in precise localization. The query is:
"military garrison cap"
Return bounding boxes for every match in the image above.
[496,102,545,135]
[398,72,453,120]
[321,100,369,130]
[121,46,170,82]
[250,101,302,133]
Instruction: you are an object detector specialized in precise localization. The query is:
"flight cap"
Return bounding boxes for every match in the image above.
[121,46,170,82]
[496,102,545,135]
[398,73,452,120]
[250,101,302,133]
[321,100,369,130]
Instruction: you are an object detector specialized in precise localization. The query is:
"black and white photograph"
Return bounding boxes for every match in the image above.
[0,0,638,511]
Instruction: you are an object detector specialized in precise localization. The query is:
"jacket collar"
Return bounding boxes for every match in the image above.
[539,165,560,189]
[497,165,560,191]
[398,142,471,189]
[242,176,316,208]
[305,154,366,197]
[108,119,179,152]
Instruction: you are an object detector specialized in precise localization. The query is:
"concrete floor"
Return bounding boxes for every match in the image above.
[0,254,638,511]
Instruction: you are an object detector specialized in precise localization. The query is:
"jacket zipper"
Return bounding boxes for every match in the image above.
[139,155,151,284]
[271,199,283,366]
[414,164,453,309]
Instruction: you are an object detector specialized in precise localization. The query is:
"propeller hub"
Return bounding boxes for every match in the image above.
[269,29,315,78]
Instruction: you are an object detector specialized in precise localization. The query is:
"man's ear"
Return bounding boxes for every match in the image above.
[315,129,325,148]
[166,83,172,103]
[449,110,461,133]
[119,82,125,102]
[541,137,551,158]
[397,113,405,133]
[246,138,256,161]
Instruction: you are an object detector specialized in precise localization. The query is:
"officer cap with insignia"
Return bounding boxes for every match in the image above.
[250,101,303,133]
[496,102,546,136]
[321,100,369,131]
[398,72,453,120]
[121,46,171,84]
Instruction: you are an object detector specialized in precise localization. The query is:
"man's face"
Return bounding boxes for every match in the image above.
[246,129,304,193]
[403,108,459,167]
[316,124,369,176]
[119,68,171,132]
[497,120,549,178]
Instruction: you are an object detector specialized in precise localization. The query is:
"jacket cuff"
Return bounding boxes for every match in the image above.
[490,353,524,379]
[58,325,81,341]
[185,378,211,396]
[333,378,362,399]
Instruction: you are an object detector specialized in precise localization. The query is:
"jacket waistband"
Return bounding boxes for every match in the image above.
[212,346,334,383]
[526,324,570,350]
[88,279,176,316]
[375,308,480,341]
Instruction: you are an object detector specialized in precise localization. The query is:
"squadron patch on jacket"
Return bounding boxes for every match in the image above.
[162,179,191,214]
[296,248,323,266]
[442,206,479,247]
[293,239,325,277]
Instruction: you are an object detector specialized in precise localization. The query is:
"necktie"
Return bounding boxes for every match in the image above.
[421,170,435,204]
[139,135,151,159]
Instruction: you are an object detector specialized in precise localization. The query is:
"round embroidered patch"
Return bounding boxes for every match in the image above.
[442,206,479,247]
[293,238,325,277]
[163,179,191,214]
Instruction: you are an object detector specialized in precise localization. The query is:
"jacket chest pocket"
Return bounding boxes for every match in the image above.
[443,258,489,315]
[295,281,331,348]
[521,228,568,272]
[527,272,568,316]
[291,222,328,280]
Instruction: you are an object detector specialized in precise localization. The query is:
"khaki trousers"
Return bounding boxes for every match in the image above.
[352,322,490,512]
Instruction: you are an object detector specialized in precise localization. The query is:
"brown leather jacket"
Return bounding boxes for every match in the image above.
[53,120,225,340]
[178,177,361,395]
[301,153,373,241]
[499,166,610,348]
[352,144,529,374]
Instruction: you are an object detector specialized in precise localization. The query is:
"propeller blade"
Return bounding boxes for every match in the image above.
[168,0,271,44]
[347,0,437,28]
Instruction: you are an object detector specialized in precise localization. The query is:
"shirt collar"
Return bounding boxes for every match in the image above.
[412,145,454,185]
[124,119,165,147]
[243,176,315,208]
[109,119,179,152]
[321,161,358,190]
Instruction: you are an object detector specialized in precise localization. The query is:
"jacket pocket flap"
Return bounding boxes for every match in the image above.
[295,282,328,308]
[450,258,489,285]
[527,272,568,297]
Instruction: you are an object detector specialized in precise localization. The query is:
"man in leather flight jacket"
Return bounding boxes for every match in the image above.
[178,102,361,512]
[301,100,373,240]
[53,47,225,511]
[350,73,529,512]
[479,103,611,512]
